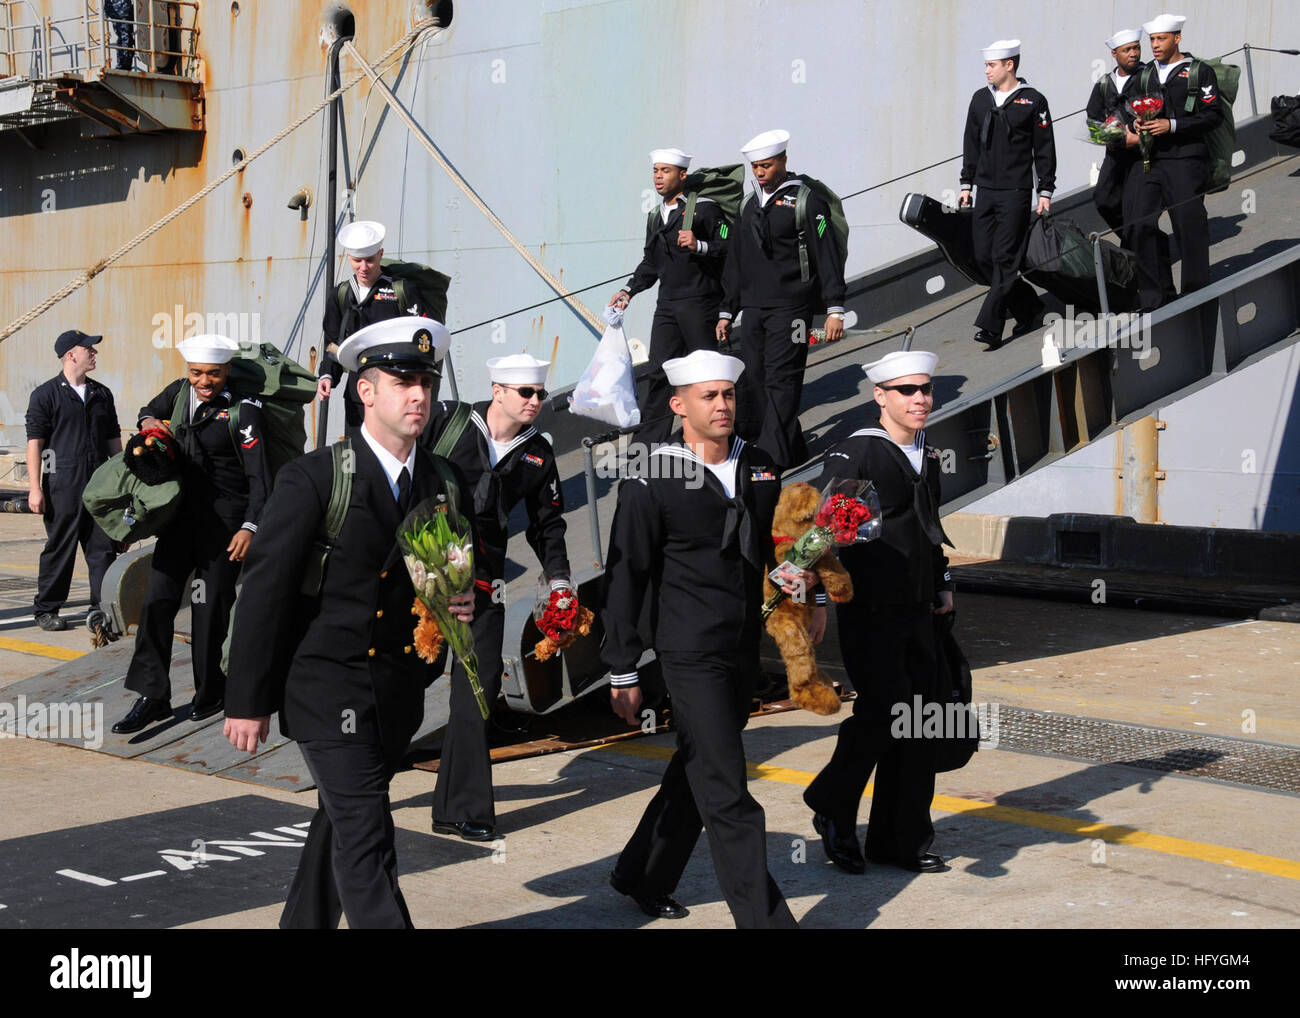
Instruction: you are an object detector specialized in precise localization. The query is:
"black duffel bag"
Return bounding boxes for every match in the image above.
[1023,213,1141,313]
[1269,94,1300,149]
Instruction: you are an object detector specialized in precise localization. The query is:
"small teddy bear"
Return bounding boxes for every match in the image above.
[763,482,855,715]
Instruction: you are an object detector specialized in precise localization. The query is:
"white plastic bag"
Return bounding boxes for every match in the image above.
[568,308,642,427]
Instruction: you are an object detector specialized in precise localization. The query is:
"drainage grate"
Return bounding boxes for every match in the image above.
[995,706,1300,795]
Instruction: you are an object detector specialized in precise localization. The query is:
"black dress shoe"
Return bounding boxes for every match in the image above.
[974,329,1003,350]
[867,850,950,873]
[609,871,689,920]
[35,612,67,632]
[188,699,224,722]
[432,820,497,842]
[111,696,173,734]
[812,813,865,874]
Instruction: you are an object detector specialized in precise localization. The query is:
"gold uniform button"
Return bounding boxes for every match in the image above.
[367,648,376,658]
[375,609,383,619]
[380,570,388,579]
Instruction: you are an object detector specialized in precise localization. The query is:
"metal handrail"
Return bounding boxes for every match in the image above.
[0,0,200,81]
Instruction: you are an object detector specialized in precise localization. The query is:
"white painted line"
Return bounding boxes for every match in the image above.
[206,844,265,856]
[0,904,7,910]
[293,821,312,828]
[56,869,116,887]
[207,840,299,849]
[119,871,167,882]
[275,826,310,838]
[247,830,295,841]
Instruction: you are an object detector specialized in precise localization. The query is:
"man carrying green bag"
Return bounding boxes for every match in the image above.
[111,334,272,735]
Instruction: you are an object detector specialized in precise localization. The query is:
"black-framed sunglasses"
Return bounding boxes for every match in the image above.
[502,385,548,401]
[878,382,934,397]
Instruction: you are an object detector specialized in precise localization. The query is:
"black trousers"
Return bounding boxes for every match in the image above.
[431,588,505,828]
[282,739,413,930]
[805,603,939,863]
[972,187,1043,335]
[735,303,814,471]
[1125,155,1210,310]
[34,486,114,616]
[614,652,797,929]
[124,512,241,706]
[639,296,720,446]
[1093,153,1132,234]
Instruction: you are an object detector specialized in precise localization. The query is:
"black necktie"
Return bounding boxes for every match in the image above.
[396,466,412,516]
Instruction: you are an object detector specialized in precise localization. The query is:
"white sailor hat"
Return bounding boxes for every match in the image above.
[176,334,239,365]
[337,316,449,373]
[981,38,1021,61]
[864,350,938,384]
[337,219,386,258]
[740,129,789,162]
[663,349,744,387]
[1106,28,1142,50]
[1142,14,1186,35]
[650,148,691,168]
[487,353,550,386]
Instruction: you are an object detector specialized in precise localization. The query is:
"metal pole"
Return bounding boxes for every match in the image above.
[99,0,108,70]
[1091,233,1111,318]
[146,0,155,73]
[581,438,604,571]
[41,15,50,76]
[317,36,347,449]
[4,2,14,79]
[80,0,90,75]
[1243,43,1259,118]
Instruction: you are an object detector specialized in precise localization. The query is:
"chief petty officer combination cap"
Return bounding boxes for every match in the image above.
[336,316,450,374]
[1142,14,1186,35]
[54,329,102,358]
[337,219,386,258]
[864,350,938,384]
[650,148,691,168]
[1106,28,1142,49]
[740,129,789,162]
[487,353,550,387]
[176,334,239,365]
[663,349,745,387]
[981,39,1021,61]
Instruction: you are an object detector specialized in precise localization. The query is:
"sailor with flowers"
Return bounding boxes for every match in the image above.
[803,349,957,877]
[418,352,572,844]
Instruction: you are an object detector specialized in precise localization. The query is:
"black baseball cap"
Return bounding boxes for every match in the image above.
[54,330,102,358]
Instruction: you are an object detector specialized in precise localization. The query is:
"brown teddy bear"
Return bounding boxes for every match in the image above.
[763,482,855,715]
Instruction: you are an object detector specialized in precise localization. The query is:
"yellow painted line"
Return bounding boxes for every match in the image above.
[0,636,85,661]
[594,741,1300,882]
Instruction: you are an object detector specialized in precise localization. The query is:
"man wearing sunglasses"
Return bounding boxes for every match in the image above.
[804,349,956,877]
[419,353,571,844]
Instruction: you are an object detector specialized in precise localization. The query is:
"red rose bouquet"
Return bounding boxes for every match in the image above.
[532,578,594,662]
[760,477,881,621]
[1127,94,1165,171]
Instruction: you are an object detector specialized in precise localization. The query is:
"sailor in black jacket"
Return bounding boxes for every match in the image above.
[317,221,417,429]
[609,148,730,445]
[225,317,475,929]
[1124,14,1223,310]
[960,40,1056,349]
[1087,29,1145,233]
[603,350,801,928]
[25,330,122,633]
[717,130,846,472]
[419,353,571,842]
[804,350,956,876]
[113,334,270,734]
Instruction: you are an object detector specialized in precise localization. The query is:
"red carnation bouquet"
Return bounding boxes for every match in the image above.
[760,477,881,621]
[1127,94,1165,171]
[532,577,594,662]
